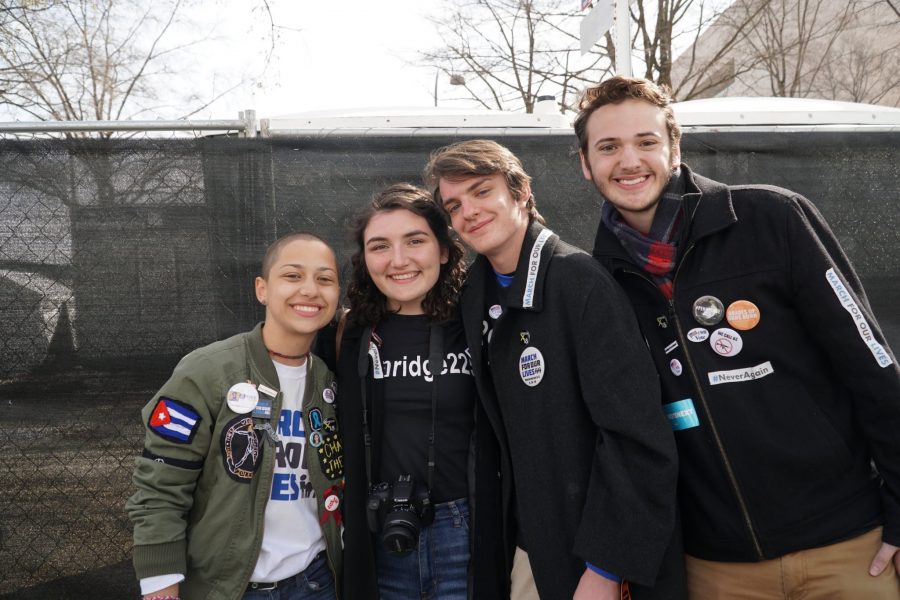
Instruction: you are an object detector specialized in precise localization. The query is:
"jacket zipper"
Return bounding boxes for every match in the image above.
[237,383,344,600]
[235,425,278,600]
[303,378,342,600]
[485,300,516,584]
[619,247,764,559]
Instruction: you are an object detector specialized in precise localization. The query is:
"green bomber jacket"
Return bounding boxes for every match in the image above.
[126,323,344,600]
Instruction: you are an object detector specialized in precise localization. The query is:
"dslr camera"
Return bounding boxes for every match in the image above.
[366,474,434,555]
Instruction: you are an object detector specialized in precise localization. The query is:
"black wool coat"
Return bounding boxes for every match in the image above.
[593,165,900,562]
[460,221,686,600]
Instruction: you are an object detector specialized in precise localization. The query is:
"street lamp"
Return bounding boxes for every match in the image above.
[434,72,467,106]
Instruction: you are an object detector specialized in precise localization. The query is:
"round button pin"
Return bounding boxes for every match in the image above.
[726,300,761,331]
[323,388,335,404]
[670,359,683,376]
[519,346,545,387]
[693,295,725,326]
[489,304,503,320]
[324,494,340,511]
[226,382,259,414]
[710,328,743,357]
[686,328,709,343]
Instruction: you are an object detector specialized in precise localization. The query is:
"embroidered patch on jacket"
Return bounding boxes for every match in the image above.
[316,432,343,480]
[220,416,263,483]
[147,397,201,444]
[308,407,324,431]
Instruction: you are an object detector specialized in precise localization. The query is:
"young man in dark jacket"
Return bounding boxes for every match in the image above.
[424,140,685,600]
[576,75,900,598]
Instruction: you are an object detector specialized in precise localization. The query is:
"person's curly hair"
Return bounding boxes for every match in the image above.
[574,76,681,157]
[347,183,466,327]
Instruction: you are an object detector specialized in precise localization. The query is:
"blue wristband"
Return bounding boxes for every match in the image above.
[586,562,621,583]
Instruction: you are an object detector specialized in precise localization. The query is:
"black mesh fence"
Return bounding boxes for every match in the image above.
[0,131,897,598]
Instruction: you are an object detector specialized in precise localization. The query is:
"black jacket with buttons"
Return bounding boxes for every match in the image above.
[460,220,685,599]
[593,165,900,562]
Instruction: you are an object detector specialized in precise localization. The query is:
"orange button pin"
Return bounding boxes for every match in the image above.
[726,300,761,330]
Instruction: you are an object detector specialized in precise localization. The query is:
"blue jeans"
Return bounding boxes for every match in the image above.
[373,498,470,600]
[242,552,336,600]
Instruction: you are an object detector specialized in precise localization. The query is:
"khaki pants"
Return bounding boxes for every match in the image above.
[686,527,900,599]
[511,547,541,600]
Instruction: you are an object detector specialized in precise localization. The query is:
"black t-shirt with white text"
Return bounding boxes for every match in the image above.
[373,313,476,503]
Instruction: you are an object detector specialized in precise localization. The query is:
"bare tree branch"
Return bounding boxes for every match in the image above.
[421,0,612,113]
[0,0,282,131]
[885,0,900,18]
[670,0,899,106]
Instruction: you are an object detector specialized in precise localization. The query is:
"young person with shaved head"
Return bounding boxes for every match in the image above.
[127,232,344,600]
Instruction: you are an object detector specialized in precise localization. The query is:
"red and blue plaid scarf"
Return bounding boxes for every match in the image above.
[600,168,685,299]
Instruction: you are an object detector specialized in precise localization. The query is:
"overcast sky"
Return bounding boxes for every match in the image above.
[1,0,739,123]
[183,0,729,120]
[192,0,459,119]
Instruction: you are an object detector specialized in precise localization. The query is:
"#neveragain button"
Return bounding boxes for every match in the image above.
[726,300,761,331]
[519,346,545,387]
[226,382,259,414]
[710,328,743,358]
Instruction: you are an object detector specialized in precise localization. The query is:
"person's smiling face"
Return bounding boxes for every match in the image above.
[438,172,530,273]
[579,98,680,234]
[363,208,448,315]
[255,238,339,351]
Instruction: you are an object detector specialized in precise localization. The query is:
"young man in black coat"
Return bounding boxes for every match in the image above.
[424,140,685,600]
[577,76,900,598]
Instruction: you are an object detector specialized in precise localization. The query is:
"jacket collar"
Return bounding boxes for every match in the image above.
[467,220,559,312]
[245,322,323,392]
[246,322,280,391]
[592,164,736,263]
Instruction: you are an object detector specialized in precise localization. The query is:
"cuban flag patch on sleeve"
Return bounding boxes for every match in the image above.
[148,397,201,444]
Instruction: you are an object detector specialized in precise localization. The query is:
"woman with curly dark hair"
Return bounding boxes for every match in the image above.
[337,183,506,600]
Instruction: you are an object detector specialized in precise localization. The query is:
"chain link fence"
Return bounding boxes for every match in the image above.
[0,129,898,598]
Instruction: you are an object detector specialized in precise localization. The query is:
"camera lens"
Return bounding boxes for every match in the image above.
[381,508,421,556]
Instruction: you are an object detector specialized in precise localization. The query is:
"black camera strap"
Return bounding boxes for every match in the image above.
[358,322,443,492]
